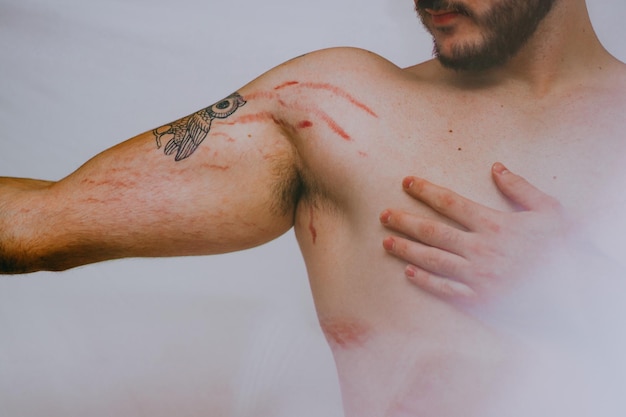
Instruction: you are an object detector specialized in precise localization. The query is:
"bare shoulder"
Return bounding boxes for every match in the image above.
[280,47,403,74]
[246,47,406,92]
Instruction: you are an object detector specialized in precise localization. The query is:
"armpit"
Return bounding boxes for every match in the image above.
[268,147,303,219]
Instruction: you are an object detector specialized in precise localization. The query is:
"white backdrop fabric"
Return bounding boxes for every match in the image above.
[1,1,625,416]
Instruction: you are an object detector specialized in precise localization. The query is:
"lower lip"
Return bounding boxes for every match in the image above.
[431,12,460,26]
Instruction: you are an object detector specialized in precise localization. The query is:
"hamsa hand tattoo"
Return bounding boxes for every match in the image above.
[153,92,246,161]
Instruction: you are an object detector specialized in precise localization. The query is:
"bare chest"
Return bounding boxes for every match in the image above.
[297,90,626,219]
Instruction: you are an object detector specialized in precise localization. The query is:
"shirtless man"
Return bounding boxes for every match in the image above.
[2,0,625,416]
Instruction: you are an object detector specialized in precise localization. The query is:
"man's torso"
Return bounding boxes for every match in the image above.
[236,48,626,416]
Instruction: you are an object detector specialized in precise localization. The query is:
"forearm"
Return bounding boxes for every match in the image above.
[0,177,56,274]
[0,177,55,191]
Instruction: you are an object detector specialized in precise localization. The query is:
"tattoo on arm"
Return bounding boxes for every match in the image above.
[152,92,246,161]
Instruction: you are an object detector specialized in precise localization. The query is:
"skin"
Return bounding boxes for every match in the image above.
[381,163,575,302]
[1,0,626,416]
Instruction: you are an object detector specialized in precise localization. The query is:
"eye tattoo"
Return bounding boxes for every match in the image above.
[153,92,246,161]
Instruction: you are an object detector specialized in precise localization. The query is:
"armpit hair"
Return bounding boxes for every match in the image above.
[268,149,304,220]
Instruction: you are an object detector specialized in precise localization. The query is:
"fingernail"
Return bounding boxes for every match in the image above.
[402,177,414,189]
[380,210,391,224]
[382,237,395,251]
[493,162,509,175]
[405,265,416,278]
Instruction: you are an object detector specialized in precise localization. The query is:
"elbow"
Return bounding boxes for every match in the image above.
[0,241,75,275]
[0,225,53,274]
[0,241,35,275]
[0,183,68,275]
[0,213,48,275]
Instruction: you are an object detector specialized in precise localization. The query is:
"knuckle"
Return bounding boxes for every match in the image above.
[479,216,502,233]
[411,269,475,301]
[418,221,437,241]
[440,226,460,246]
[433,191,455,211]
[472,260,502,281]
[436,280,458,297]
[424,252,456,276]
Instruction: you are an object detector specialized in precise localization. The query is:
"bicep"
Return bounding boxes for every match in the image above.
[31,91,299,270]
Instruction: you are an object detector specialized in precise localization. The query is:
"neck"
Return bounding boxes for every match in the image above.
[441,0,617,95]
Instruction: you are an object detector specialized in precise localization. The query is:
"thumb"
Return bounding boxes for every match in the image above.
[492,163,561,211]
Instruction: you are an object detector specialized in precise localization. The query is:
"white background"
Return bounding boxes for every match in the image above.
[1,1,625,416]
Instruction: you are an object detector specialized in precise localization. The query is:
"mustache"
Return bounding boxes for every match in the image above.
[416,0,471,16]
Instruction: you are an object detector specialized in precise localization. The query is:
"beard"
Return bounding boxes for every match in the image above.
[416,0,557,72]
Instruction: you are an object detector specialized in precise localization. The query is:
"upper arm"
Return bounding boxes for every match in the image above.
[2,47,391,273]
[11,80,301,272]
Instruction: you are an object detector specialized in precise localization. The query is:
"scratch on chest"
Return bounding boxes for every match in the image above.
[319,317,371,350]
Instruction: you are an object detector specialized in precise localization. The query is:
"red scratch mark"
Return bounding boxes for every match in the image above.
[243,91,279,101]
[309,206,317,244]
[312,108,350,140]
[271,115,294,131]
[84,197,105,204]
[273,81,378,117]
[204,164,230,171]
[240,82,376,142]
[234,113,274,124]
[83,197,122,204]
[358,151,368,157]
[211,132,237,142]
[274,81,300,90]
[282,100,351,140]
[82,178,136,189]
[297,120,313,129]
[300,82,378,117]
[214,112,275,127]
[319,318,370,349]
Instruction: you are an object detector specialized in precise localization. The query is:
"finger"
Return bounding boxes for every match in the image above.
[405,264,477,301]
[492,163,562,212]
[382,236,469,279]
[380,209,467,254]
[402,176,497,230]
